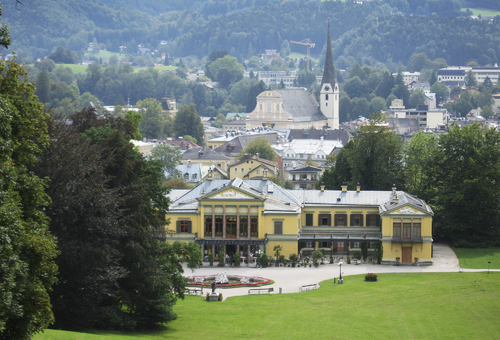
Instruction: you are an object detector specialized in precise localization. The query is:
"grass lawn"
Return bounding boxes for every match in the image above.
[60,64,88,75]
[34,272,500,339]
[453,247,500,269]
[460,7,500,17]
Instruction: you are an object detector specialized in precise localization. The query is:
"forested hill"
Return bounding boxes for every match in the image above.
[98,0,282,17]
[333,15,500,67]
[175,1,393,59]
[3,0,500,67]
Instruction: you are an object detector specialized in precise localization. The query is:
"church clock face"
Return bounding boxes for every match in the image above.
[324,85,330,91]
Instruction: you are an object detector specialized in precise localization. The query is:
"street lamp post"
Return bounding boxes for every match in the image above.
[488,261,491,274]
[338,261,343,284]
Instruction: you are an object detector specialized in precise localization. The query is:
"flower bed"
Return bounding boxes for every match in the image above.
[187,275,272,288]
[365,273,378,282]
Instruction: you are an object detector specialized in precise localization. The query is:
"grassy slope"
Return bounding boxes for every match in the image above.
[453,247,500,269]
[34,272,500,340]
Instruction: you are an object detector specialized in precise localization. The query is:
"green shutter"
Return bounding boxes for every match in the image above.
[188,221,192,233]
[350,214,353,226]
[360,215,364,227]
[376,215,381,227]
[318,214,322,226]
[327,214,331,226]
[176,220,181,233]
[334,214,338,226]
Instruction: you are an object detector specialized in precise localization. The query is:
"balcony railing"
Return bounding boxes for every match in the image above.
[391,236,423,243]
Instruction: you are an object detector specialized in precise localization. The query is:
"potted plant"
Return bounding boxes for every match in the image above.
[208,253,214,266]
[289,253,298,267]
[365,273,378,282]
[312,249,322,268]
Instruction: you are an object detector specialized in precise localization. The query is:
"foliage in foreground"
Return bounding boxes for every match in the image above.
[0,42,58,339]
[31,107,201,332]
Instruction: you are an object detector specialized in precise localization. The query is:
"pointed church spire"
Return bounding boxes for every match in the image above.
[321,19,336,89]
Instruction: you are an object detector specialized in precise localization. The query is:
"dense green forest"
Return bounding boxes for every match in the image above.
[2,0,500,68]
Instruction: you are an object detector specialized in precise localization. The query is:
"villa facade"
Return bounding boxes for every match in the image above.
[166,177,434,265]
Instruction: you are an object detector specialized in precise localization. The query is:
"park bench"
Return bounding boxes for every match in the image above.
[185,287,203,295]
[248,287,274,294]
[299,284,317,292]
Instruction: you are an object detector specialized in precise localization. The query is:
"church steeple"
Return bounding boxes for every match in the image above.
[321,20,336,89]
[320,19,339,130]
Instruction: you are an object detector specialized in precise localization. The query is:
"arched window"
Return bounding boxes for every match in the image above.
[192,173,197,180]
[325,94,329,100]
[184,173,189,180]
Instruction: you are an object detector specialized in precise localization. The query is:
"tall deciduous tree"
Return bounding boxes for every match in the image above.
[33,116,127,330]
[402,131,438,196]
[0,55,58,338]
[426,123,500,246]
[319,112,404,190]
[150,144,183,179]
[61,107,189,330]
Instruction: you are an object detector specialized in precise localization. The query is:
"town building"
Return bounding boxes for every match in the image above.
[180,147,231,171]
[392,71,420,84]
[282,163,322,190]
[438,66,500,86]
[245,23,339,130]
[166,179,433,265]
[228,155,278,180]
[281,138,342,168]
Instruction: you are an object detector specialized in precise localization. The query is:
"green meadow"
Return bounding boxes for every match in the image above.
[453,247,500,269]
[34,272,500,340]
[461,8,500,17]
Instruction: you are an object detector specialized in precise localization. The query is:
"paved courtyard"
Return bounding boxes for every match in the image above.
[182,243,495,301]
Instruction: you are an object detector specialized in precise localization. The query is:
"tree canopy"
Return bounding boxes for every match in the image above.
[174,104,205,145]
[319,112,404,191]
[237,137,277,162]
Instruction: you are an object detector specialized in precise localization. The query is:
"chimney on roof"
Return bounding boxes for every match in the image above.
[321,183,325,192]
[263,168,268,180]
[392,184,396,194]
[256,153,259,159]
[341,182,347,192]
[208,169,213,181]
[356,183,360,192]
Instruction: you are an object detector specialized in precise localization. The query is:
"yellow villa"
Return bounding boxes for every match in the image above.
[167,176,433,265]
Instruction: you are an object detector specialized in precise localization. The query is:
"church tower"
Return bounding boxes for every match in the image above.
[320,20,339,130]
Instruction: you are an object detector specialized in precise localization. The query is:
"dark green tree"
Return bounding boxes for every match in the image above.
[430,82,447,106]
[465,70,477,88]
[47,46,75,64]
[33,116,127,330]
[67,107,189,329]
[426,123,500,246]
[391,73,410,108]
[174,104,205,145]
[402,131,438,196]
[34,67,51,103]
